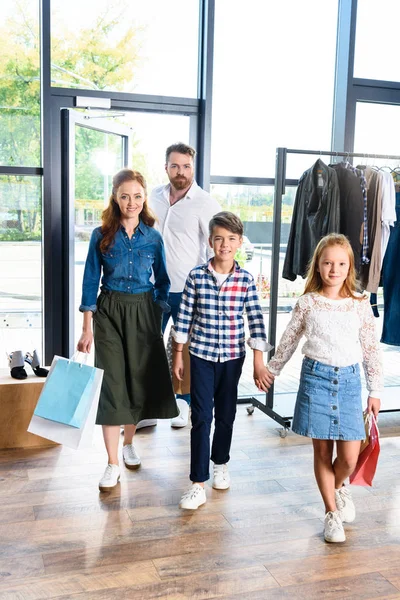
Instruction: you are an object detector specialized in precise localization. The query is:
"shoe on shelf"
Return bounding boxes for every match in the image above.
[335,485,356,523]
[8,351,27,380]
[171,398,190,428]
[179,483,206,510]
[122,444,141,469]
[25,350,49,377]
[324,510,346,543]
[136,419,157,430]
[99,464,120,492]
[212,463,231,490]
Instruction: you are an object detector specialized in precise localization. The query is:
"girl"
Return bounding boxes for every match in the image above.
[77,169,178,492]
[266,233,382,543]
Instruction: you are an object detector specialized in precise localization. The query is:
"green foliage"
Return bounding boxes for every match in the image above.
[0,0,144,242]
[0,1,41,166]
[234,247,247,268]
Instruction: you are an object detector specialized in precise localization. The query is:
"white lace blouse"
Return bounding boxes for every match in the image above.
[267,292,383,398]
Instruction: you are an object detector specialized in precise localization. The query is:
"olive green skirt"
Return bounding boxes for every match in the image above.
[93,290,178,425]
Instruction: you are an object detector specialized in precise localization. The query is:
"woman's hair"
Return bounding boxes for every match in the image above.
[303,233,363,300]
[100,169,155,253]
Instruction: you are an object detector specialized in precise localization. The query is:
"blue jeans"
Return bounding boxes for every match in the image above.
[189,354,245,482]
[162,292,191,406]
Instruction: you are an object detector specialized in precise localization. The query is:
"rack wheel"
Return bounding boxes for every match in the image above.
[278,428,288,438]
[246,405,255,415]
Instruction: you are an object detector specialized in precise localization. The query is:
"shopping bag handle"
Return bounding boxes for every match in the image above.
[363,411,380,437]
[70,351,89,367]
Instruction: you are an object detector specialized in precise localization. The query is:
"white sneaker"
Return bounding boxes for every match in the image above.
[136,419,157,430]
[122,444,141,469]
[335,486,356,523]
[171,398,190,428]
[99,464,120,492]
[324,510,345,543]
[179,484,207,510]
[212,463,231,489]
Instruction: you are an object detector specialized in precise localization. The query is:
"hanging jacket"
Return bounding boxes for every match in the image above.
[283,159,341,281]
[329,162,364,274]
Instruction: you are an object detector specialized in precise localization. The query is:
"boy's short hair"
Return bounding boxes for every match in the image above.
[209,211,244,237]
[165,143,196,163]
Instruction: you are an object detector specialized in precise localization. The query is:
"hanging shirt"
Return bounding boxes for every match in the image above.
[380,171,397,267]
[150,181,221,293]
[330,162,364,273]
[358,167,383,293]
[341,162,369,264]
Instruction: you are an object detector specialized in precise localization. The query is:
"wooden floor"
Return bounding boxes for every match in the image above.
[1,409,400,599]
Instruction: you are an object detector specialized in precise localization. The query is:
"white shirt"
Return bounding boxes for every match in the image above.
[380,171,397,267]
[210,266,230,288]
[267,292,383,398]
[150,181,222,292]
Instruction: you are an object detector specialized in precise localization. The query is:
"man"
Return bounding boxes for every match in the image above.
[150,142,221,427]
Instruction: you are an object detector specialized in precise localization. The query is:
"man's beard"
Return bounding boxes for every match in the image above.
[170,175,191,190]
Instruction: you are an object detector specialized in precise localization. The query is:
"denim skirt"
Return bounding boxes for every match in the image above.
[292,357,365,441]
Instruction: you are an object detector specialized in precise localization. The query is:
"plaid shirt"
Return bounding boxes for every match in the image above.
[173,260,271,362]
[343,162,369,264]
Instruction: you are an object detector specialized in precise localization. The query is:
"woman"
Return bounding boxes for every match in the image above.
[78,168,178,492]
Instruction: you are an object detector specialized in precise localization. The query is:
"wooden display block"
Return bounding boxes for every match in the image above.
[0,368,58,449]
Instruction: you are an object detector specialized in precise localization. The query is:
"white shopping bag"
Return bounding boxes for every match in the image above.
[28,355,103,450]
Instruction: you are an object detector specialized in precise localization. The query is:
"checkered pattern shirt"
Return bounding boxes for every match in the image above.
[343,162,369,264]
[173,261,271,362]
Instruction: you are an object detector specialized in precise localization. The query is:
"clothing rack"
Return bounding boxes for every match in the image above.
[245,147,400,435]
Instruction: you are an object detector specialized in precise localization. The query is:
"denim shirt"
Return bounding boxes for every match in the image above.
[79,221,170,313]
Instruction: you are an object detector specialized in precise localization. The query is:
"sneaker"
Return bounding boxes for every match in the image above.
[324,510,345,543]
[136,419,157,430]
[99,464,120,492]
[179,484,207,510]
[122,444,141,469]
[335,486,356,523]
[212,464,231,490]
[171,398,190,428]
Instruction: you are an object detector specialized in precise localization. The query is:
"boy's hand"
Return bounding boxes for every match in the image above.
[366,396,381,419]
[254,365,275,392]
[173,353,185,382]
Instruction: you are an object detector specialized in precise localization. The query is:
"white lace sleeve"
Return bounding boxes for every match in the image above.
[358,297,383,397]
[267,298,307,375]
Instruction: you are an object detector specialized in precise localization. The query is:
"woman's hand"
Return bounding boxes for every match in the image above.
[173,353,184,382]
[366,396,381,419]
[77,330,93,353]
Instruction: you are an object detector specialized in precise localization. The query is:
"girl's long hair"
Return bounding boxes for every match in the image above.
[100,169,155,253]
[303,233,364,300]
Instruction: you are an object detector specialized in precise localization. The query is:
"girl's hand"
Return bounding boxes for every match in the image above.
[254,365,275,392]
[366,396,381,418]
[77,331,93,353]
[173,353,184,381]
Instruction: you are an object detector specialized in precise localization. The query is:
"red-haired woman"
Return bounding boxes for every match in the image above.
[78,169,177,491]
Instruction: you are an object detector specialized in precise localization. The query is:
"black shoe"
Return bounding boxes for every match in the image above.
[9,351,28,380]
[11,366,28,380]
[25,351,49,378]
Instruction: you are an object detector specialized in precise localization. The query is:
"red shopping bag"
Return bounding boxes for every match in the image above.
[350,413,380,486]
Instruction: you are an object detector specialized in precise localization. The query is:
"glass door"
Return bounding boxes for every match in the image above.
[62,109,132,356]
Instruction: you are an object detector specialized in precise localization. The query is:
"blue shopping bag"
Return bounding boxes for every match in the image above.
[34,356,97,428]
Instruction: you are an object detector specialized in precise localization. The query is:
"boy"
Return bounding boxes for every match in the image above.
[172,211,274,509]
